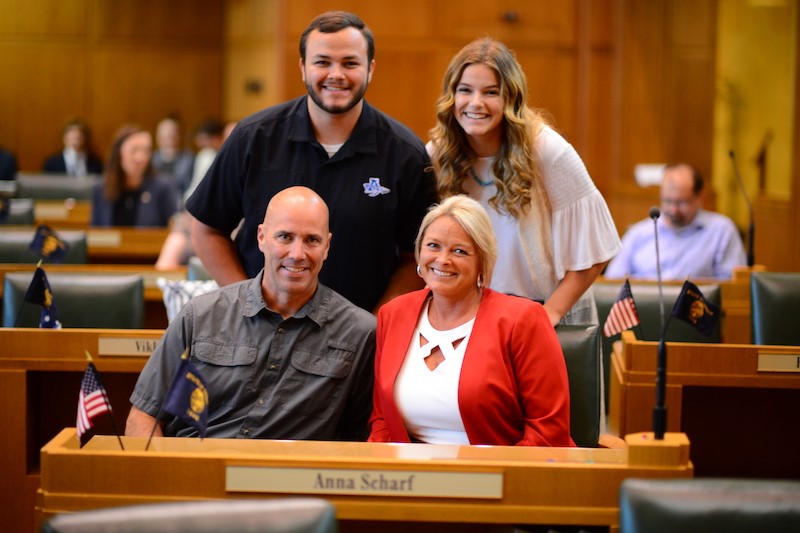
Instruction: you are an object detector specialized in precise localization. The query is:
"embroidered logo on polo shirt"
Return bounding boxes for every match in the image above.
[362,177,391,197]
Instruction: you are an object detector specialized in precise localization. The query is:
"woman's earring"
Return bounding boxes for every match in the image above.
[477,274,484,289]
[416,264,422,277]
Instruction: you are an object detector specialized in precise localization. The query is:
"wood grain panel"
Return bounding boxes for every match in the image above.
[0,0,88,35]
[93,0,222,43]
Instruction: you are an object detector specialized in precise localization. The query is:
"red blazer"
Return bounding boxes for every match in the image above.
[368,288,575,447]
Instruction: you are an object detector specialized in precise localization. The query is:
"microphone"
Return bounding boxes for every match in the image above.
[729,150,755,267]
[650,206,667,440]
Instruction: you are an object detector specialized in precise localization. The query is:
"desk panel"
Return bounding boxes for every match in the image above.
[608,331,800,477]
[0,328,160,533]
[36,429,692,532]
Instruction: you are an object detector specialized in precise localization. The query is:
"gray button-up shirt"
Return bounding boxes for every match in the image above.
[131,271,376,440]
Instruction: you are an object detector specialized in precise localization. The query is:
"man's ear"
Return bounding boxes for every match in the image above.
[299,57,306,82]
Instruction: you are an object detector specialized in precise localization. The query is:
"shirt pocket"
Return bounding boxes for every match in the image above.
[277,341,357,419]
[191,339,258,407]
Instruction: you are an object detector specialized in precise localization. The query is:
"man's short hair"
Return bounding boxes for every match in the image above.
[299,11,375,63]
[665,163,704,194]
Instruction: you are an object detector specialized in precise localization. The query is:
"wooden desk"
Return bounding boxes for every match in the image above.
[34,200,91,228]
[36,429,692,532]
[608,330,800,478]
[0,328,161,533]
[0,263,186,329]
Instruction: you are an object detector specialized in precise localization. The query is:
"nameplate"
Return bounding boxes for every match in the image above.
[35,204,69,220]
[97,337,159,357]
[757,353,800,372]
[88,231,122,248]
[226,466,503,499]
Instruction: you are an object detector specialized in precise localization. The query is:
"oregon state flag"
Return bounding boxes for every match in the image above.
[670,280,720,336]
[163,349,209,438]
[24,266,62,328]
[29,224,69,262]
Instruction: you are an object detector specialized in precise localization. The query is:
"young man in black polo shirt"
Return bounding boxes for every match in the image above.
[185,11,436,312]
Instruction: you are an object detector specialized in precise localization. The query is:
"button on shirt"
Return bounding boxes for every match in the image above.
[130,271,376,440]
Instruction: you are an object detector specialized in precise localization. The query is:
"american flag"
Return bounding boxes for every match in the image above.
[76,363,111,442]
[603,280,640,337]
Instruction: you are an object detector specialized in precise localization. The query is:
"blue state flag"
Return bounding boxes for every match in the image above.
[162,350,209,438]
[670,280,720,336]
[29,224,69,263]
[24,266,62,329]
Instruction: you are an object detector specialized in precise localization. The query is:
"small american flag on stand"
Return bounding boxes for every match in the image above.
[76,358,115,448]
[603,279,640,337]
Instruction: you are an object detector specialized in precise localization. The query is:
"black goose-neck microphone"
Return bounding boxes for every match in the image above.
[729,150,755,267]
[649,206,667,440]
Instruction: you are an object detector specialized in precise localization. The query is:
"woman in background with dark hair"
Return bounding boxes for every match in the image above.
[91,125,178,227]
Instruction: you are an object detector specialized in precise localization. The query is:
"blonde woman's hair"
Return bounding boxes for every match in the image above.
[429,37,550,219]
[415,195,497,285]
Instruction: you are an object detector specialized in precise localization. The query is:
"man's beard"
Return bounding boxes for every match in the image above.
[305,80,369,115]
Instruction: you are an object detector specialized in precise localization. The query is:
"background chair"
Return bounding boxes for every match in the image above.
[41,498,337,533]
[556,324,601,448]
[3,272,144,328]
[187,255,212,281]
[593,281,722,412]
[619,478,800,533]
[751,271,800,345]
[0,228,87,263]
[0,198,35,225]
[15,173,99,200]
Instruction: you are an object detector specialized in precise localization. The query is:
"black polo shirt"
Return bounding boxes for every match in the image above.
[186,96,437,311]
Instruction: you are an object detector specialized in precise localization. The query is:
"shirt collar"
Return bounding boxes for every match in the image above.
[659,209,708,234]
[243,269,327,327]
[287,96,378,157]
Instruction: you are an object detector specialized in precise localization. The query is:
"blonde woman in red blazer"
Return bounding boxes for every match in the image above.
[368,195,574,446]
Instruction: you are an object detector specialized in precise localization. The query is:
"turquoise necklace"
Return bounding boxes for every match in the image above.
[469,167,494,187]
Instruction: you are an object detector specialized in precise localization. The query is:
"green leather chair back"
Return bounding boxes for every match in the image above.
[620,478,800,533]
[751,271,800,345]
[3,272,144,328]
[0,228,87,264]
[42,498,337,533]
[556,324,601,448]
[15,173,99,200]
[594,281,722,412]
[0,198,35,225]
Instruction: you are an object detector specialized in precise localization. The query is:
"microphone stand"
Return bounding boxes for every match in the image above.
[650,207,667,440]
[729,151,755,267]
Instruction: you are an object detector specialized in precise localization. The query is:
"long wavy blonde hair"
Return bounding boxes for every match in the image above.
[429,37,550,219]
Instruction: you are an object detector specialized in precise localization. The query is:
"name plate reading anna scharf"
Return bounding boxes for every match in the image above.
[226,466,503,499]
[98,337,160,357]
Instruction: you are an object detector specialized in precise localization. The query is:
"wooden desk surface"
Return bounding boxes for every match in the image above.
[36,429,692,531]
[608,330,800,478]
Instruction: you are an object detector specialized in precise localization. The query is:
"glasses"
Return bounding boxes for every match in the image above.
[660,198,694,209]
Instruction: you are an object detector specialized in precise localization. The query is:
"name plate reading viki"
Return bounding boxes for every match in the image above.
[226,466,503,499]
[98,337,159,357]
[758,353,800,373]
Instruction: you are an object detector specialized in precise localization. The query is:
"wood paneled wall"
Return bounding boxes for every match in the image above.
[0,0,223,171]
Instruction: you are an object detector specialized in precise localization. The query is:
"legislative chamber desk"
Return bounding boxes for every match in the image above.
[36,429,692,532]
[609,331,800,478]
[0,328,160,533]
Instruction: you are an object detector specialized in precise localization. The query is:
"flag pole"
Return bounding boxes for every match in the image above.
[85,351,125,451]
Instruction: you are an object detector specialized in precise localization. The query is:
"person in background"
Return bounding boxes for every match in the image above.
[0,146,16,180]
[91,125,178,227]
[604,163,746,280]
[42,118,103,176]
[127,186,376,440]
[152,117,194,197]
[155,121,237,271]
[182,119,226,203]
[428,38,620,326]
[368,195,574,446]
[184,11,436,313]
